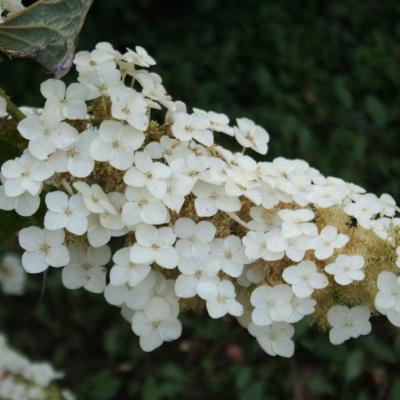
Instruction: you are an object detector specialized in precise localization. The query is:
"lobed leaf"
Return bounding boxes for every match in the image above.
[0,0,94,77]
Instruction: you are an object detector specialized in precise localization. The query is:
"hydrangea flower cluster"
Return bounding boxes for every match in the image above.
[0,335,74,400]
[0,253,25,295]
[1,42,400,357]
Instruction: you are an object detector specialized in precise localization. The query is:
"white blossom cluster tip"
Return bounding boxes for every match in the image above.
[1,42,400,357]
[0,253,25,295]
[0,334,74,400]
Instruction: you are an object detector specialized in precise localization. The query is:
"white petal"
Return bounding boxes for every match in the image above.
[139,329,163,352]
[158,319,182,341]
[130,244,155,264]
[44,211,67,230]
[104,284,127,306]
[156,247,178,269]
[47,245,70,267]
[175,275,198,298]
[19,226,44,251]
[62,265,86,289]
[22,251,48,273]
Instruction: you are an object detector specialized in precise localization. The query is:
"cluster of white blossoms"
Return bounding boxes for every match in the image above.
[0,335,74,400]
[0,253,26,295]
[1,42,400,357]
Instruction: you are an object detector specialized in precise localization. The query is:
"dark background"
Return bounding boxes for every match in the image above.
[1,1,400,399]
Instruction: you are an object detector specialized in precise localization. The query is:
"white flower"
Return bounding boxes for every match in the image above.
[374,272,400,327]
[374,271,400,313]
[110,247,151,287]
[379,193,396,217]
[193,108,233,135]
[122,187,170,226]
[277,208,317,238]
[169,153,208,193]
[87,215,126,248]
[124,152,171,199]
[265,229,313,262]
[49,129,95,178]
[172,112,214,147]
[17,111,78,160]
[250,284,294,326]
[131,296,182,352]
[288,296,316,323]
[99,192,127,231]
[325,255,365,285]
[105,271,157,310]
[306,177,348,208]
[239,261,265,287]
[175,256,220,298]
[282,261,328,298]
[73,182,116,214]
[0,253,26,295]
[110,87,149,131]
[313,226,349,260]
[234,117,269,155]
[247,206,280,232]
[135,70,174,110]
[197,279,243,319]
[130,224,178,269]
[123,46,156,68]
[79,68,121,99]
[44,191,89,235]
[327,305,371,345]
[95,41,121,60]
[90,120,144,170]
[248,322,295,357]
[210,235,248,278]
[192,181,241,217]
[74,48,117,73]
[174,218,216,258]
[61,244,111,293]
[242,231,284,262]
[344,193,381,223]
[0,95,6,117]
[0,186,40,217]
[224,164,262,205]
[1,150,53,197]
[40,79,88,120]
[18,227,69,273]
[162,177,189,213]
[144,135,183,161]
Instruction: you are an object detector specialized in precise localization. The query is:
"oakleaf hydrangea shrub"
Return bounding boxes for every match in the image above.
[0,334,74,400]
[1,41,400,357]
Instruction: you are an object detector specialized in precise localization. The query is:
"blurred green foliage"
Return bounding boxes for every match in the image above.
[1,0,400,399]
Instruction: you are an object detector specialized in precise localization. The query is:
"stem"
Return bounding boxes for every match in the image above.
[0,86,25,122]
[225,212,252,230]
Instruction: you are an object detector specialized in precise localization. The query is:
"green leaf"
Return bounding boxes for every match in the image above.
[83,370,121,400]
[344,350,363,382]
[0,0,94,77]
[308,375,335,395]
[390,379,400,400]
[241,382,266,400]
[365,95,387,128]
